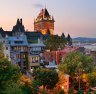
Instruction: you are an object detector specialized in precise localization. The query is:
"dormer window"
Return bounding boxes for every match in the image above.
[8,41,10,44]
[14,41,23,44]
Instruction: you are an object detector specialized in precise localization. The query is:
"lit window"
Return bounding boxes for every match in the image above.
[23,54,26,58]
[17,54,20,58]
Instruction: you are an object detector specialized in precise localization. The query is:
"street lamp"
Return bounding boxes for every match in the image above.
[62,86,64,89]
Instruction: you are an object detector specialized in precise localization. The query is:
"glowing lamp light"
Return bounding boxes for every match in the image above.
[62,86,64,89]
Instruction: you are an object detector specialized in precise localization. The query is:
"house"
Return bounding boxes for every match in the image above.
[4,35,28,69]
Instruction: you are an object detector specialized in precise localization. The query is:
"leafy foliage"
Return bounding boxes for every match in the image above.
[0,43,21,93]
[88,72,96,87]
[45,34,67,51]
[59,51,93,74]
[76,89,84,94]
[58,51,94,88]
[66,34,72,46]
[68,87,74,94]
[4,82,23,94]
[33,68,59,89]
[0,60,21,93]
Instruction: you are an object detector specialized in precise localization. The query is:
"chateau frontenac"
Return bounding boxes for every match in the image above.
[34,8,54,35]
[0,8,72,72]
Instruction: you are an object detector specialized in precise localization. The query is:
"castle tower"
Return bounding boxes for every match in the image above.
[34,8,55,35]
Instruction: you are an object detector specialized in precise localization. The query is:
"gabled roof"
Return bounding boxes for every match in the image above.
[12,18,25,33]
[5,35,28,46]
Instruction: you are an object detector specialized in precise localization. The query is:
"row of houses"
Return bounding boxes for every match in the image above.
[0,34,80,73]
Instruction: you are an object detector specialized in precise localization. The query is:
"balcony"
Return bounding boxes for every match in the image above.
[29,62,40,67]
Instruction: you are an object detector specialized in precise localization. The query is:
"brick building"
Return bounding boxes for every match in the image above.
[44,46,79,65]
[34,8,55,35]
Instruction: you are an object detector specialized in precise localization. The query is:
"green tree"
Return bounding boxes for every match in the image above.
[88,72,96,87]
[45,34,66,51]
[21,84,32,94]
[32,68,59,89]
[31,80,42,94]
[0,43,5,60]
[58,51,94,89]
[0,43,21,93]
[68,87,74,94]
[76,89,84,94]
[66,34,72,46]
[0,59,21,93]
[4,82,23,94]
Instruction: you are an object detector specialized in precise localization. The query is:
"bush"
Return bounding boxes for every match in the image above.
[76,89,84,94]
[68,87,74,94]
[58,89,65,94]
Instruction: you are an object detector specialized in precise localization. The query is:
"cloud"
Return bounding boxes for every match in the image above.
[33,3,43,8]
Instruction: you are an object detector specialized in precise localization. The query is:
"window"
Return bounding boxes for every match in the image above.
[6,47,8,50]
[32,57,39,63]
[23,54,26,59]
[23,47,27,51]
[17,47,21,50]
[8,41,10,44]
[17,54,20,58]
[15,41,23,44]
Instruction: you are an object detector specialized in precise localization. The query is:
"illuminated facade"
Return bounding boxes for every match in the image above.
[34,8,55,35]
[28,39,45,72]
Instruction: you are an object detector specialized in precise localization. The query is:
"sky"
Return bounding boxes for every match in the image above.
[0,0,96,38]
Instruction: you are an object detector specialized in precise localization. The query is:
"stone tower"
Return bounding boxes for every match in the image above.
[34,8,55,35]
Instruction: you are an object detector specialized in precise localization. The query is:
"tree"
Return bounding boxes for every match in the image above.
[88,72,96,87]
[56,72,66,89]
[4,82,23,94]
[61,33,65,39]
[45,35,66,51]
[0,43,5,60]
[32,68,59,89]
[58,51,94,89]
[76,89,84,94]
[66,34,72,46]
[0,43,21,93]
[0,59,21,93]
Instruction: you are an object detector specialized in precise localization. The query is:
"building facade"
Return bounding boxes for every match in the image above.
[28,39,45,72]
[4,35,28,69]
[34,8,55,35]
